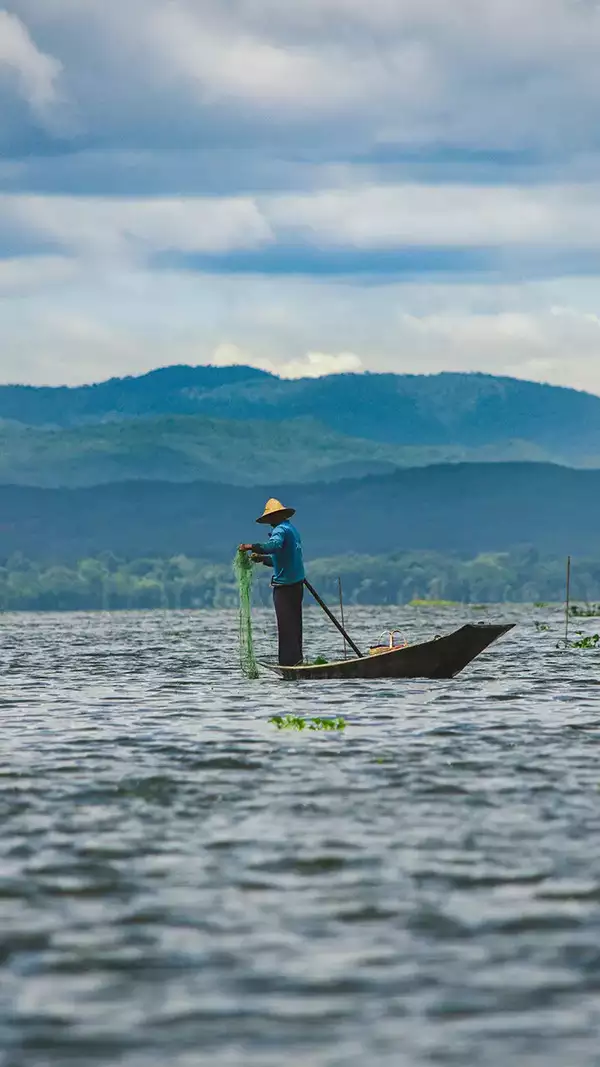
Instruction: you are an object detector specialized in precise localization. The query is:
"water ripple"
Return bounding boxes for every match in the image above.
[1,606,600,1066]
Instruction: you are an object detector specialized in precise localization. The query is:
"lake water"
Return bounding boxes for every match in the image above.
[1,604,600,1067]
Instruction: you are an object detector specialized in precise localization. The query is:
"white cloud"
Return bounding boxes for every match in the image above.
[1,265,600,394]
[0,193,273,262]
[5,183,600,265]
[144,2,437,120]
[210,343,362,378]
[277,351,363,378]
[0,10,64,126]
[0,254,76,294]
[268,183,600,248]
[9,0,600,158]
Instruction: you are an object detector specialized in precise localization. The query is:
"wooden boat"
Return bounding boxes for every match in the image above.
[260,623,515,681]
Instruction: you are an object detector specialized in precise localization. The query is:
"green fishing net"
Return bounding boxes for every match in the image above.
[233,550,260,679]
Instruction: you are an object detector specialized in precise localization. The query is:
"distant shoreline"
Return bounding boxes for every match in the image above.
[0,602,582,617]
[2,547,599,613]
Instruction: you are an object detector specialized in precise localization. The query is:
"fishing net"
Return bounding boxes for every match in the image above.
[233,550,260,678]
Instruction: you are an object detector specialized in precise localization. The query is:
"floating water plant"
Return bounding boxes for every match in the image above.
[571,604,600,618]
[310,717,346,731]
[569,632,600,649]
[269,715,346,731]
[534,622,551,632]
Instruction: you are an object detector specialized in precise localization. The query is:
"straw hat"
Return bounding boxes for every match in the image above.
[256,498,296,524]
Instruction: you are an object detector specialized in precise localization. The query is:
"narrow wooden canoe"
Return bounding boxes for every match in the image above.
[260,623,515,681]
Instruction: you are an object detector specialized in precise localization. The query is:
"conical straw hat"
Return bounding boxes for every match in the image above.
[256,498,295,524]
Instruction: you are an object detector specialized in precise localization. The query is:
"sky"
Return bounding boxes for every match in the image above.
[2,1,600,391]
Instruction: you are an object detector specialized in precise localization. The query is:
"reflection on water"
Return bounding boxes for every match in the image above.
[1,605,600,1066]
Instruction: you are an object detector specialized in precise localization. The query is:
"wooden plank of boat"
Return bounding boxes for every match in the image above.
[259,623,515,680]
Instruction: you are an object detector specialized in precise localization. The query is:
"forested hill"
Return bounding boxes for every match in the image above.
[1,462,598,563]
[0,365,269,427]
[1,367,600,460]
[0,414,560,489]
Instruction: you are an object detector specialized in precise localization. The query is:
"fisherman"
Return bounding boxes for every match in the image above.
[239,498,305,666]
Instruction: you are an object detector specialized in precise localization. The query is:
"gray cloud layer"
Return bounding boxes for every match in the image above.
[2,1,600,388]
[5,1,600,181]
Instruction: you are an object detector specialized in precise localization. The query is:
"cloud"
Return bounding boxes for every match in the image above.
[0,10,65,129]
[3,183,600,273]
[212,343,363,379]
[1,265,600,394]
[0,193,273,262]
[146,6,374,114]
[126,0,600,158]
[6,0,600,171]
[276,351,363,378]
[0,253,75,294]
[2,2,600,392]
[267,183,600,249]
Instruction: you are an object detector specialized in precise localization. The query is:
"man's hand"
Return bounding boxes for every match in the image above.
[238,543,253,552]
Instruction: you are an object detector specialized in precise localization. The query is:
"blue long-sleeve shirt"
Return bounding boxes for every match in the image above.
[252,520,305,586]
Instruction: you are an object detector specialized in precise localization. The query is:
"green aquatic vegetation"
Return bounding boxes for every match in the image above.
[269,715,307,730]
[310,717,346,731]
[534,601,549,608]
[571,604,600,618]
[269,715,346,731]
[534,622,551,632]
[312,655,329,665]
[569,632,600,649]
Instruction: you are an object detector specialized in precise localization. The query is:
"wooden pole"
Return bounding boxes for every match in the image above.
[303,578,363,658]
[338,576,347,659]
[565,555,572,646]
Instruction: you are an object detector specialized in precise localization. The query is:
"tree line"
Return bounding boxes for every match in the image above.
[0,548,597,612]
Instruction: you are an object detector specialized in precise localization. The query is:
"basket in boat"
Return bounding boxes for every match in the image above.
[368,629,409,656]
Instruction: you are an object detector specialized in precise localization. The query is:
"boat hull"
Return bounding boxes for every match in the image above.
[260,623,514,681]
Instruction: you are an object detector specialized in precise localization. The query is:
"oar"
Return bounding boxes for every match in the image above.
[303,578,363,658]
[338,576,347,660]
[565,554,572,646]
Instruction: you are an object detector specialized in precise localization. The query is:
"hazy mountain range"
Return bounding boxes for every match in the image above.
[0,414,560,489]
[0,366,599,488]
[1,463,598,563]
[0,367,598,566]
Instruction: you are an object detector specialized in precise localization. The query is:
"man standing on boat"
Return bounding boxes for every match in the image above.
[239,498,305,666]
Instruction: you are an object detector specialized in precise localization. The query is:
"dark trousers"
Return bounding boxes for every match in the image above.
[273,582,304,666]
